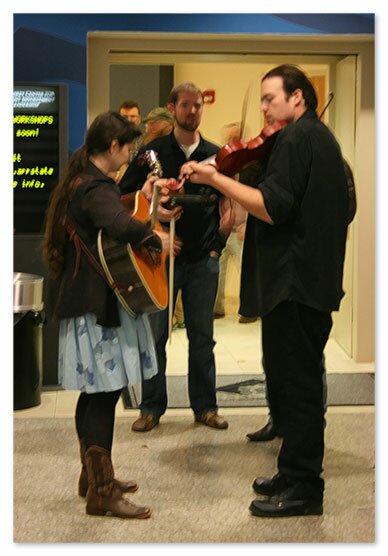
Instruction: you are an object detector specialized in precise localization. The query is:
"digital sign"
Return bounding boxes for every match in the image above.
[13,84,68,233]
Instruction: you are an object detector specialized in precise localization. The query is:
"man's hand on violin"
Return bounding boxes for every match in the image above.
[178,161,218,187]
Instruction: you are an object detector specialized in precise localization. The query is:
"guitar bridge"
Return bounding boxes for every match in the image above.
[128,281,143,291]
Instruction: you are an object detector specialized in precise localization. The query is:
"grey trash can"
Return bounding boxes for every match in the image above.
[13,273,45,410]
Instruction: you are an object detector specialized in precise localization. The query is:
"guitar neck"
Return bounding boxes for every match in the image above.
[148,185,160,229]
[144,149,163,229]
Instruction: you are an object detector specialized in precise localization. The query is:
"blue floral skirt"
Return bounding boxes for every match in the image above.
[58,304,158,393]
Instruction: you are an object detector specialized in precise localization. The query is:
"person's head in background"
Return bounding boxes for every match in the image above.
[221,122,241,144]
[143,107,174,143]
[119,100,141,126]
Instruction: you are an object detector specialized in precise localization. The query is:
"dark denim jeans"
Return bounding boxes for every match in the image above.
[140,254,220,417]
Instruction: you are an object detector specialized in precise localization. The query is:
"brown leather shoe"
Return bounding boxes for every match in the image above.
[131,412,160,432]
[195,410,229,429]
[239,315,258,323]
[214,312,225,319]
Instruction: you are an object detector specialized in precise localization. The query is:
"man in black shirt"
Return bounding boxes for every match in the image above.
[179,65,348,517]
[120,81,230,431]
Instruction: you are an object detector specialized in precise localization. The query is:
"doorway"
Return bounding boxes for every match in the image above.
[87,32,374,399]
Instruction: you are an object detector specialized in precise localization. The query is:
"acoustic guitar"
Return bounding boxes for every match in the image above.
[97,150,168,317]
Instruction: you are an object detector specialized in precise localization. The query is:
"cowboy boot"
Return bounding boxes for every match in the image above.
[84,445,151,519]
[78,439,138,497]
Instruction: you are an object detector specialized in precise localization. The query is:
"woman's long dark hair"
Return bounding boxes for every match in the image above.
[43,111,141,279]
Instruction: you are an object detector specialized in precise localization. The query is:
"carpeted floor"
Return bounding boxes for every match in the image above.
[13,412,374,543]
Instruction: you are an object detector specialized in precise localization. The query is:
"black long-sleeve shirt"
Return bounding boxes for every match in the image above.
[240,109,348,316]
[119,131,227,262]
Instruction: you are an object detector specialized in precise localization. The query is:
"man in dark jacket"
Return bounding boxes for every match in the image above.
[179,65,348,517]
[120,82,230,431]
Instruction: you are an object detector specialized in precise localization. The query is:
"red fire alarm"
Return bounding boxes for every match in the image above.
[203,89,215,104]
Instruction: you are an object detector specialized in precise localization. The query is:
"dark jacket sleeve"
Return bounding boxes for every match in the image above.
[81,180,152,246]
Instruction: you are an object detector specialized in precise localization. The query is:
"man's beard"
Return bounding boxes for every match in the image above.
[176,116,199,132]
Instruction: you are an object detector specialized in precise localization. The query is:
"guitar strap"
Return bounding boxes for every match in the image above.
[66,221,161,292]
[66,221,117,290]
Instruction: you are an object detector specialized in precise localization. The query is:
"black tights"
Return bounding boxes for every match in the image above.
[75,389,123,452]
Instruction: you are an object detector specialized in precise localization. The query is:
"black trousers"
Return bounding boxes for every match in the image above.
[261,300,332,479]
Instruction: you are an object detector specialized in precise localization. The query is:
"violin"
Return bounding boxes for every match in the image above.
[178,120,287,190]
[209,91,333,178]
[210,90,332,178]
[205,120,288,177]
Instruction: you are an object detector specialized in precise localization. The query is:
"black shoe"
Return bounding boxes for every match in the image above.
[246,421,277,442]
[250,496,323,518]
[252,473,292,496]
[250,478,324,518]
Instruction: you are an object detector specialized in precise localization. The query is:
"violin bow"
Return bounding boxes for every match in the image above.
[319,91,335,121]
[240,81,254,140]
[168,215,175,343]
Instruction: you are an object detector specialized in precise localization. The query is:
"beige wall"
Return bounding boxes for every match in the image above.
[174,62,329,145]
[88,32,375,363]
